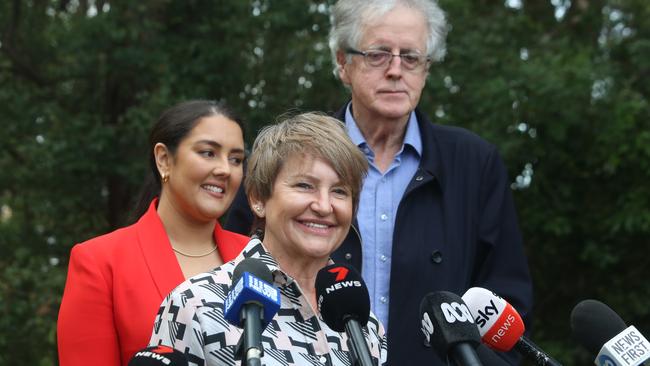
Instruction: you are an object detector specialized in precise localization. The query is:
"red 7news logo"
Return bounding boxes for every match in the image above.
[152,345,174,354]
[328,267,349,281]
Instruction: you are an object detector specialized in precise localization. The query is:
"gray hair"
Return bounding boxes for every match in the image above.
[328,0,448,77]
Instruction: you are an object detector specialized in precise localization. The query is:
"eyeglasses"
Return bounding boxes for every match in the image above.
[346,48,431,71]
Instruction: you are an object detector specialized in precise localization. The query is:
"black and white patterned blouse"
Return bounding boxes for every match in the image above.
[149,238,387,366]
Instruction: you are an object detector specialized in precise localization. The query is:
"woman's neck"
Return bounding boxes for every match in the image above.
[157,196,216,251]
[156,196,223,279]
[272,254,329,312]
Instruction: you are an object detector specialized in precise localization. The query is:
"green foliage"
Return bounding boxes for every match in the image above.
[1,0,649,365]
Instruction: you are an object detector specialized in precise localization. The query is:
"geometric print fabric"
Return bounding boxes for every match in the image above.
[149,238,387,365]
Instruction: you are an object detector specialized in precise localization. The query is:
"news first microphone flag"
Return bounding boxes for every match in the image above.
[571,299,650,366]
[594,326,650,366]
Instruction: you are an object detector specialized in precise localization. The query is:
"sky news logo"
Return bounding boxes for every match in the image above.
[474,299,499,328]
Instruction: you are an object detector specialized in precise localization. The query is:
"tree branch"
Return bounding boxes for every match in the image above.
[3,145,26,165]
[0,0,52,86]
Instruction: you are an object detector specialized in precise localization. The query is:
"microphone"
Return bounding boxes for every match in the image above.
[462,287,562,366]
[224,258,281,366]
[128,345,188,366]
[571,299,650,366]
[315,263,373,366]
[419,291,483,366]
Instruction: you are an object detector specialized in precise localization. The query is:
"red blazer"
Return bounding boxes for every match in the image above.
[57,200,248,366]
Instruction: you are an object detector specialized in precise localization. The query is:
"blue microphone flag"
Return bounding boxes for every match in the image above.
[224,271,281,329]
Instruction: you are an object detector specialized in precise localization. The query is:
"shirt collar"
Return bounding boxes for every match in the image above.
[237,238,282,276]
[236,238,334,286]
[344,103,422,157]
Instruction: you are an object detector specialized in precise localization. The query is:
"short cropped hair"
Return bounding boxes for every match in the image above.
[328,0,448,77]
[245,112,368,214]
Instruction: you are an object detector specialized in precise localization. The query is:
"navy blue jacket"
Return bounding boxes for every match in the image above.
[225,106,533,365]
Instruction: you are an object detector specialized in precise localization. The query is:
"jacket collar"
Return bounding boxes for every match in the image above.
[333,102,442,184]
[136,198,185,298]
[412,107,443,186]
[135,198,238,297]
[213,221,241,261]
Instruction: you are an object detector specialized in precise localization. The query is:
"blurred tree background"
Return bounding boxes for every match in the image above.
[0,0,648,365]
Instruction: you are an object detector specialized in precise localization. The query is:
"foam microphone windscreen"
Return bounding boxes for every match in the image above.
[231,257,273,285]
[128,345,188,366]
[570,299,627,355]
[315,263,370,332]
[419,291,481,359]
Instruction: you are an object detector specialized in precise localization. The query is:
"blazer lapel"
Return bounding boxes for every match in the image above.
[214,222,240,262]
[136,199,185,298]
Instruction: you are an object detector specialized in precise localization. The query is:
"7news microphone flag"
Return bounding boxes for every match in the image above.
[316,263,373,366]
[128,345,188,366]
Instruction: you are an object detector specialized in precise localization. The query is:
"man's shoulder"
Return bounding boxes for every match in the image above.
[416,111,496,155]
[414,110,504,182]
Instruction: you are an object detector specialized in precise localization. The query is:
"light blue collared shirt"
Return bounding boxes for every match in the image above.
[344,104,422,331]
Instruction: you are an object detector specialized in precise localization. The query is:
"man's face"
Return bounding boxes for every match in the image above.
[338,5,429,123]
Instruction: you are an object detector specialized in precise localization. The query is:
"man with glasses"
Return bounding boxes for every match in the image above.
[227,1,532,364]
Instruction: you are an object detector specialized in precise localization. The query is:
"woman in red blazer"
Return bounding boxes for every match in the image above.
[57,100,250,366]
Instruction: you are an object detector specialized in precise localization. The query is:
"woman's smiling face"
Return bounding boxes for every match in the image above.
[256,153,354,262]
[162,114,245,223]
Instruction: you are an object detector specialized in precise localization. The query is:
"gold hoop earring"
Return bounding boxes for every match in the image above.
[162,173,169,184]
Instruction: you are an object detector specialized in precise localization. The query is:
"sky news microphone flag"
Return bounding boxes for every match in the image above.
[462,287,562,366]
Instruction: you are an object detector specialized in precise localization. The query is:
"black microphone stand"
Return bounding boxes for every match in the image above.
[515,336,563,366]
[344,318,374,366]
[236,303,264,366]
[449,343,483,366]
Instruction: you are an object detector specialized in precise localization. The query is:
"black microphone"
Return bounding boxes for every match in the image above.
[571,299,650,366]
[420,291,483,366]
[571,299,627,355]
[128,345,188,366]
[223,258,281,366]
[315,263,374,366]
